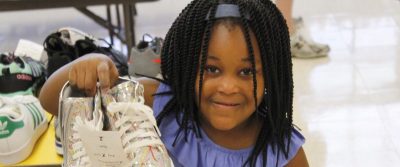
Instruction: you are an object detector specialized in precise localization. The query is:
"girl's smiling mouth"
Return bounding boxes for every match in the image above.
[212,100,241,109]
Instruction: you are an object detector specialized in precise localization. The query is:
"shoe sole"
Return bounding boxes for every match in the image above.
[55,137,63,155]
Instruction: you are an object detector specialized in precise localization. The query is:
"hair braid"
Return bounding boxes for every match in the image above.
[188,0,214,137]
[260,0,294,160]
[197,1,217,137]
[262,0,293,160]
[250,0,278,153]
[157,0,217,138]
[238,2,268,166]
[158,0,197,125]
[176,0,197,139]
[237,0,258,112]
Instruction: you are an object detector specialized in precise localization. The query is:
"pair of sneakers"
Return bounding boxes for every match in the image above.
[58,78,172,166]
[129,34,163,79]
[290,17,330,59]
[44,27,128,77]
[0,95,48,165]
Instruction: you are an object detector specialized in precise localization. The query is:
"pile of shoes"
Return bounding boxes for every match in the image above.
[0,28,167,166]
[44,27,129,77]
[57,77,173,167]
[129,34,163,79]
[0,52,46,97]
[0,52,48,165]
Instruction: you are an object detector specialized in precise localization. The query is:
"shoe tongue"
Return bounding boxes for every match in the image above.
[109,81,141,103]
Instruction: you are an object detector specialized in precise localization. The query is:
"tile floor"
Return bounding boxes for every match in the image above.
[1,0,400,166]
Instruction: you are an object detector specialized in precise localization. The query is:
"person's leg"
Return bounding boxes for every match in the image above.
[275,0,295,34]
[274,0,330,58]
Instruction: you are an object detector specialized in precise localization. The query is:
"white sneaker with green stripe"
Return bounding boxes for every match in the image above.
[0,95,48,165]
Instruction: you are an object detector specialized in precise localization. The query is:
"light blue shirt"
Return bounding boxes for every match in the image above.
[153,83,305,167]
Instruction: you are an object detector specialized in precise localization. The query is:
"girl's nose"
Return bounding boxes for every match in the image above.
[217,75,240,95]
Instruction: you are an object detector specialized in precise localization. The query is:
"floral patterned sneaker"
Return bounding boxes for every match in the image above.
[59,82,103,167]
[102,78,173,167]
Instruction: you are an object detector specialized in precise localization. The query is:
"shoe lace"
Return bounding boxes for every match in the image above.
[0,103,22,120]
[107,101,163,154]
[0,95,37,108]
[71,111,103,166]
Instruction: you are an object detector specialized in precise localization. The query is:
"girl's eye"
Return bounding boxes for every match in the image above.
[205,65,220,74]
[240,68,254,76]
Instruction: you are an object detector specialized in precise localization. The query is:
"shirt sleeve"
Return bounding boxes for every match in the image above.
[282,128,306,166]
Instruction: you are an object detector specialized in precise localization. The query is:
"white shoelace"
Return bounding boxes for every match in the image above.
[0,96,31,120]
[0,106,21,121]
[107,102,163,154]
[71,111,103,167]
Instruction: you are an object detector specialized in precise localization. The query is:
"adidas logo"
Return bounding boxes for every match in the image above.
[0,118,24,138]
[16,74,33,81]
[0,120,9,135]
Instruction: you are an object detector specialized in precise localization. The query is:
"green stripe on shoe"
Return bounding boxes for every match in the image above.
[25,104,38,128]
[29,103,43,123]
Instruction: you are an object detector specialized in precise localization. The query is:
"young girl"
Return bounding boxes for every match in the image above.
[39,0,308,166]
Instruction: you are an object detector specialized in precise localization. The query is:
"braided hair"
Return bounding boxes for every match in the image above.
[156,0,293,166]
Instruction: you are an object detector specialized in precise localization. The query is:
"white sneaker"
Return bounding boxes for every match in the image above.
[129,34,163,78]
[0,95,48,165]
[59,82,103,167]
[291,17,330,58]
[290,30,329,58]
[103,79,173,167]
[57,27,99,46]
[294,17,330,53]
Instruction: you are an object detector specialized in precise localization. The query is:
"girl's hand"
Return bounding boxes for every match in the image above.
[68,53,119,96]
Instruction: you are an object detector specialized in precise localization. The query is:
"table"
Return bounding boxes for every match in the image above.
[0,0,159,58]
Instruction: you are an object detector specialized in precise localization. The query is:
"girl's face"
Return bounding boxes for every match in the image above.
[195,23,265,133]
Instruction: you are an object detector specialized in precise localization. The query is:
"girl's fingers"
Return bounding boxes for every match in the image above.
[108,60,119,87]
[97,61,111,92]
[68,66,77,86]
[68,56,118,95]
[76,65,86,90]
[84,65,97,96]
